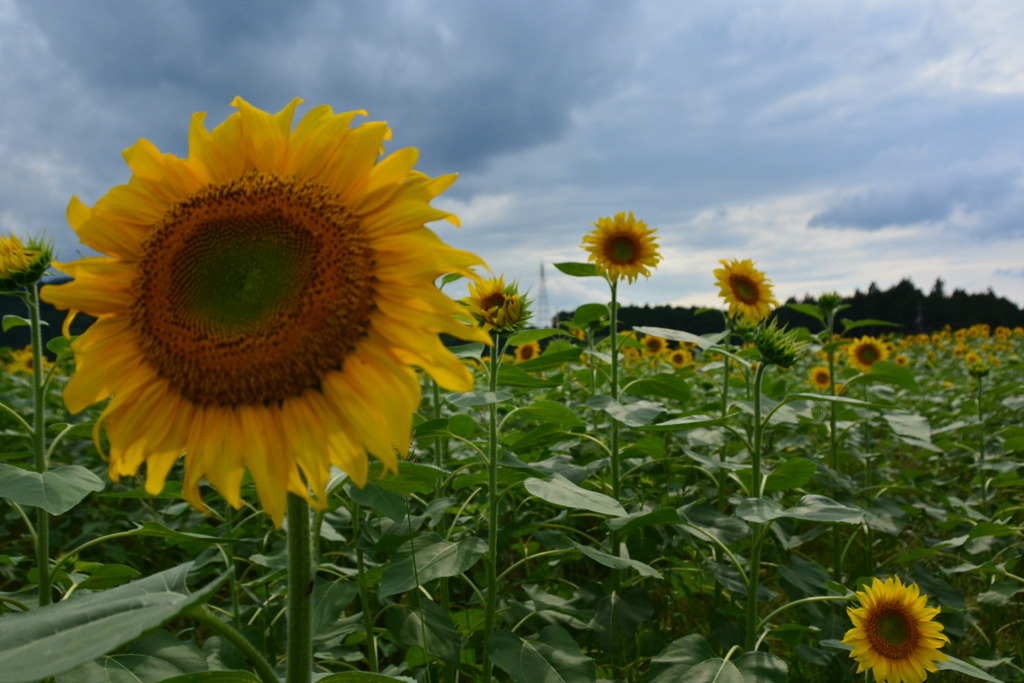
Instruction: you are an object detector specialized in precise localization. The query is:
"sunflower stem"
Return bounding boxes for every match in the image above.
[483,332,504,682]
[286,494,313,683]
[187,605,278,683]
[745,361,769,651]
[824,308,843,582]
[23,284,51,606]
[607,280,623,574]
[976,374,988,515]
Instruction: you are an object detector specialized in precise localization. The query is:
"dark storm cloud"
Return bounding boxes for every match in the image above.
[807,170,1022,232]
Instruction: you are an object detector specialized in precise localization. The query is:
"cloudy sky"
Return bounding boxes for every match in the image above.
[3,0,1024,323]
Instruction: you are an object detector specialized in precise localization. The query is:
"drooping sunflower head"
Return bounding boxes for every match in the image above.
[41,97,489,526]
[581,211,661,284]
[514,340,542,363]
[847,335,889,373]
[0,234,53,291]
[809,365,831,391]
[842,576,949,683]
[713,258,779,324]
[463,276,531,334]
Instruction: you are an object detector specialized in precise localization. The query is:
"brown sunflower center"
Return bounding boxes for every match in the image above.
[868,606,919,659]
[132,171,376,406]
[607,235,638,264]
[729,274,761,305]
[519,345,536,360]
[480,291,506,311]
[857,344,881,365]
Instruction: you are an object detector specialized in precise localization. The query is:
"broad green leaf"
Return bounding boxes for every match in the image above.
[573,302,608,326]
[449,342,485,359]
[497,364,559,387]
[642,413,733,432]
[318,675,416,683]
[846,360,921,393]
[524,473,627,517]
[786,303,825,326]
[587,394,664,427]
[379,537,487,597]
[367,461,446,495]
[446,390,513,408]
[387,599,461,664]
[764,459,817,493]
[571,542,662,579]
[553,261,600,278]
[515,345,582,372]
[487,625,596,683]
[734,651,789,682]
[633,326,727,349]
[935,657,1004,682]
[591,587,654,652]
[839,317,900,333]
[347,481,406,522]
[160,674,260,683]
[2,315,33,332]
[130,521,236,546]
[312,579,360,635]
[0,563,227,683]
[0,463,105,515]
[648,634,725,682]
[56,630,210,683]
[508,328,568,345]
[606,506,682,532]
[515,400,583,428]
[736,495,863,524]
[623,373,692,403]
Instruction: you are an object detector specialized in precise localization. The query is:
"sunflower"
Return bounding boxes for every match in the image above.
[1,234,52,290]
[809,365,831,391]
[842,576,949,683]
[713,258,779,323]
[463,276,530,333]
[847,335,889,373]
[41,98,489,526]
[642,334,668,356]
[668,348,692,369]
[581,211,661,284]
[894,354,909,367]
[514,340,542,363]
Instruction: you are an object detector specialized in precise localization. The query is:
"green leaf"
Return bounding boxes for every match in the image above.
[764,459,817,493]
[0,463,105,515]
[130,521,236,546]
[735,495,863,525]
[497,364,559,388]
[2,315,32,332]
[367,461,446,495]
[848,360,921,393]
[449,342,485,359]
[839,318,900,333]
[312,579,360,636]
[379,537,487,598]
[642,413,734,432]
[0,563,227,683]
[623,373,692,403]
[649,634,736,683]
[571,542,662,579]
[786,303,825,327]
[347,481,406,522]
[507,328,568,345]
[605,506,682,532]
[633,326,727,349]
[387,599,461,664]
[160,674,260,683]
[591,587,653,653]
[935,657,1004,683]
[515,346,582,372]
[734,651,789,683]
[446,390,513,408]
[318,675,416,683]
[524,473,627,517]
[587,394,664,426]
[487,625,596,683]
[553,261,600,278]
[515,400,583,428]
[573,302,608,326]
[56,630,211,683]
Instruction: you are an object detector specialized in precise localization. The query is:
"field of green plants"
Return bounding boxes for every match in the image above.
[1,283,1022,682]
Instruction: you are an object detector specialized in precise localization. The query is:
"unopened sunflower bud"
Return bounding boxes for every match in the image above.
[0,234,53,291]
[463,276,532,334]
[754,319,805,368]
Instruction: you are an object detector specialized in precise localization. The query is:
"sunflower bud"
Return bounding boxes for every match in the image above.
[753,319,805,368]
[0,234,53,291]
[463,276,532,334]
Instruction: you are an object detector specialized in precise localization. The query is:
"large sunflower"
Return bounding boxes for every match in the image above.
[847,335,889,373]
[581,211,660,284]
[42,98,489,525]
[713,258,779,323]
[843,576,949,683]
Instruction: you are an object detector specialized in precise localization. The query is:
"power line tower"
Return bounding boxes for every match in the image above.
[537,262,551,327]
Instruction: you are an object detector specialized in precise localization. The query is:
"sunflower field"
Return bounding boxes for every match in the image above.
[1,100,1023,683]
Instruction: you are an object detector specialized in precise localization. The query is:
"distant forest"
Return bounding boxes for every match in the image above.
[3,276,1023,355]
[554,277,1024,338]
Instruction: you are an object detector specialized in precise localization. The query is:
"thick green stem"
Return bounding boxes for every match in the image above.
[745,362,769,651]
[977,376,988,515]
[352,501,379,672]
[483,334,503,682]
[717,351,732,512]
[26,285,51,606]
[825,311,842,582]
[607,281,623,567]
[187,606,278,683]
[286,494,313,683]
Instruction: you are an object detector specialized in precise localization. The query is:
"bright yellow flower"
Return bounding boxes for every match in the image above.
[641,334,668,356]
[894,354,909,367]
[41,98,489,526]
[581,211,661,284]
[514,340,542,363]
[843,576,949,683]
[713,258,779,323]
[463,276,530,333]
[667,348,692,369]
[847,335,889,373]
[0,234,53,291]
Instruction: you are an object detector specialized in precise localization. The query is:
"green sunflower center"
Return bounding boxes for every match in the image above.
[869,607,919,659]
[608,235,638,263]
[133,171,376,406]
[729,274,760,305]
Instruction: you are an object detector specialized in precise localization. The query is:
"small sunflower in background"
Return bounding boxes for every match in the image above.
[581,211,661,284]
[894,354,909,367]
[842,576,949,683]
[42,98,489,526]
[809,365,831,391]
[642,334,668,357]
[513,340,541,363]
[847,335,889,373]
[667,347,692,369]
[713,258,779,323]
